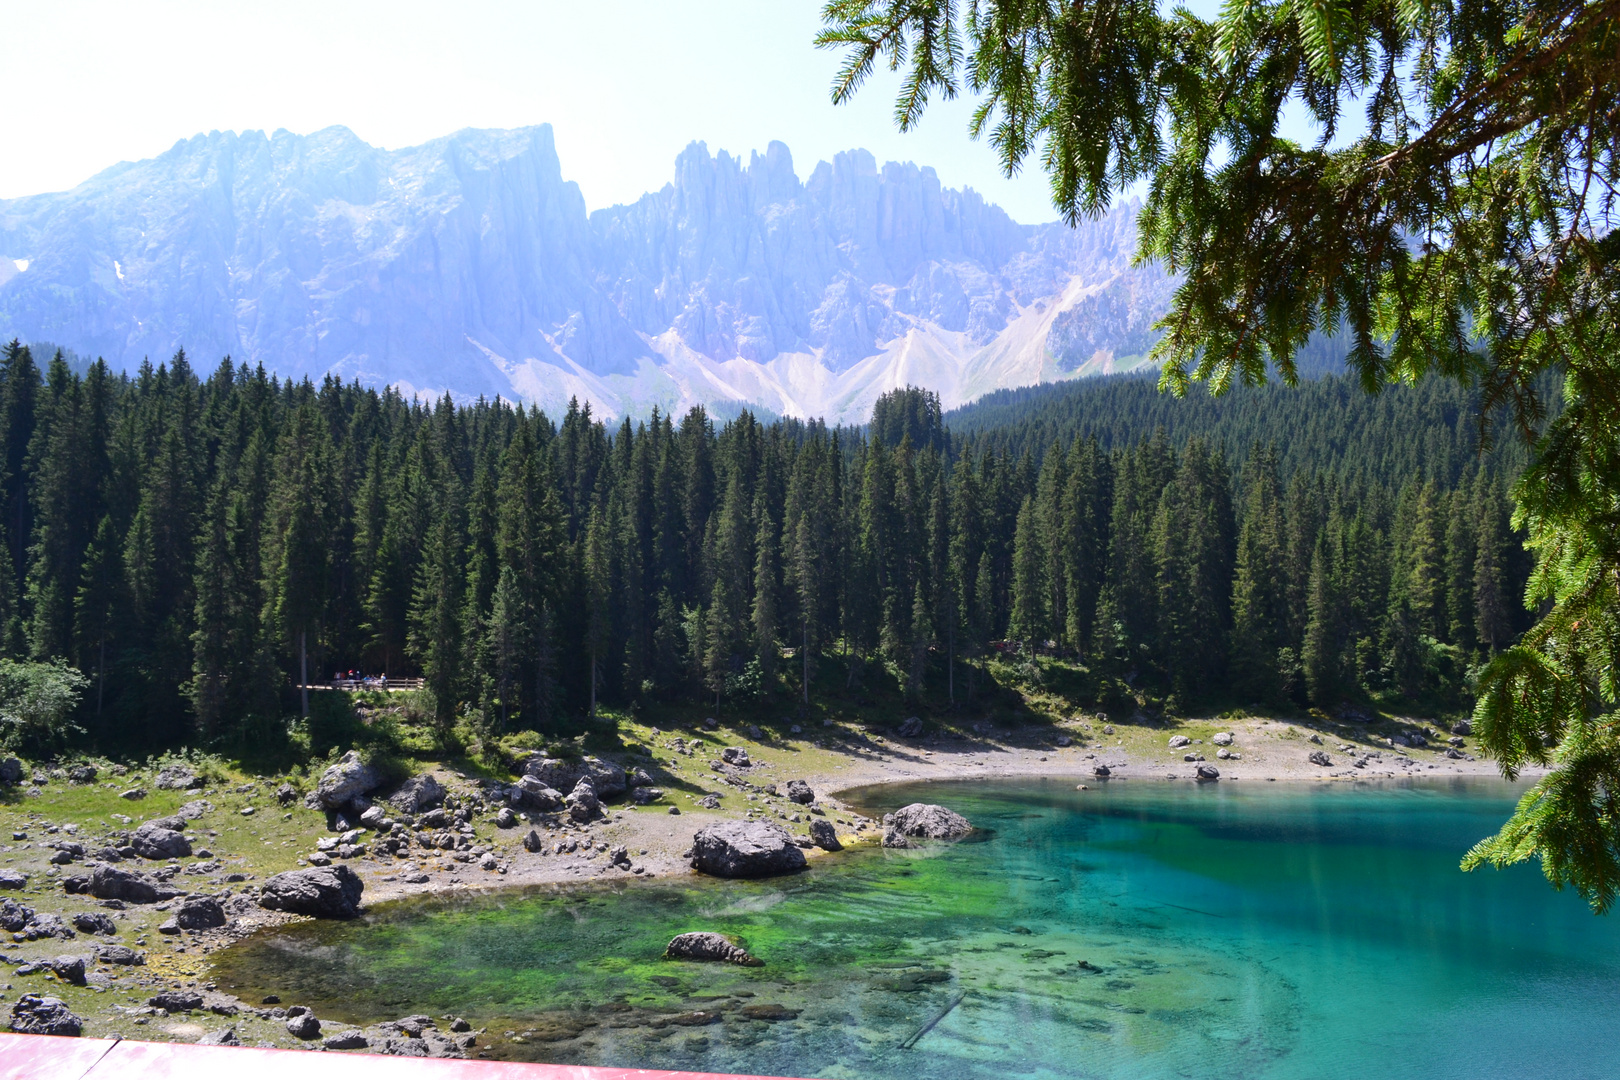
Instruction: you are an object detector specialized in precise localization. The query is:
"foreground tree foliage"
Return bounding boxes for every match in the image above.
[818,0,1620,907]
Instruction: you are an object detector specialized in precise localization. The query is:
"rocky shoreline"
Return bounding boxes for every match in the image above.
[0,707,1522,1055]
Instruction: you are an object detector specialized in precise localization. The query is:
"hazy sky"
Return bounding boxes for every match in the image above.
[2,1,1071,222]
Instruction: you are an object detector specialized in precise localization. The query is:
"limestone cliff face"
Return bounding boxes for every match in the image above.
[0,125,1172,421]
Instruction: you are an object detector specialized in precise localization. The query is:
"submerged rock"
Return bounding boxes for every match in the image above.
[664,931,762,966]
[259,865,364,919]
[689,821,807,878]
[883,803,972,845]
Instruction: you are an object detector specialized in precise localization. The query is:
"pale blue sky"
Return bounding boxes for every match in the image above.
[2,1,1067,221]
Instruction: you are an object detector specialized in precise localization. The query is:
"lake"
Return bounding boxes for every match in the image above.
[211,777,1620,1078]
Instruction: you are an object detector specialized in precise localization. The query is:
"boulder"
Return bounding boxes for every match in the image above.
[0,757,22,785]
[119,788,147,801]
[0,869,26,889]
[1451,720,1473,736]
[522,830,544,853]
[1212,732,1234,746]
[130,821,191,860]
[315,751,384,811]
[389,773,447,815]
[48,955,87,985]
[325,1030,370,1050]
[784,779,814,805]
[87,865,181,904]
[172,895,226,930]
[258,865,364,919]
[149,990,204,1012]
[10,994,82,1036]
[627,768,654,788]
[521,755,626,797]
[689,821,807,878]
[495,807,517,828]
[808,819,842,851]
[1168,735,1191,748]
[199,1027,241,1046]
[510,775,565,811]
[885,803,973,841]
[68,764,97,784]
[1092,764,1112,778]
[897,716,924,738]
[720,747,751,767]
[565,778,601,824]
[1309,750,1333,767]
[359,805,387,828]
[664,931,761,966]
[154,764,203,790]
[287,1013,322,1039]
[71,912,117,935]
[95,944,143,966]
[1195,764,1220,782]
[1,898,36,932]
[630,786,664,805]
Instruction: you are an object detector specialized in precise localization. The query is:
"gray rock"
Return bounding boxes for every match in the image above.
[149,990,204,1012]
[325,1030,369,1050]
[173,895,226,930]
[71,912,117,935]
[689,821,807,878]
[1309,750,1333,767]
[0,869,26,889]
[154,764,203,790]
[315,751,384,811]
[1451,720,1473,736]
[510,775,565,811]
[48,955,87,985]
[95,944,143,965]
[897,716,924,738]
[1092,764,1112,778]
[664,931,761,965]
[808,818,841,851]
[784,779,814,805]
[627,767,655,788]
[130,821,192,859]
[0,757,21,785]
[697,794,721,810]
[1212,732,1234,746]
[1168,735,1191,748]
[359,805,388,828]
[287,1013,322,1039]
[389,773,447,814]
[1102,725,1115,735]
[521,755,626,797]
[720,747,751,767]
[199,1026,240,1046]
[565,778,601,823]
[68,764,98,784]
[881,826,911,849]
[119,788,147,801]
[522,829,544,853]
[885,803,972,841]
[1,897,35,932]
[495,807,517,828]
[87,864,181,904]
[9,993,82,1036]
[608,844,630,866]
[1195,764,1220,782]
[630,786,664,804]
[259,865,364,919]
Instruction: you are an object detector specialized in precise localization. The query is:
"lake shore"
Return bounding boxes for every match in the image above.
[0,707,1523,1052]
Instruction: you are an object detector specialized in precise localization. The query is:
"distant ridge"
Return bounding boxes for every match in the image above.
[0,125,1175,422]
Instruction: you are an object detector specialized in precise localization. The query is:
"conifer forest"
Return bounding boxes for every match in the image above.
[0,340,1531,758]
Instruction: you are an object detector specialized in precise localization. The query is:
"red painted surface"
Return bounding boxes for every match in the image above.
[0,1033,813,1080]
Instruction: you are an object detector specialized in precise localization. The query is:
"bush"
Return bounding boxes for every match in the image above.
[0,659,88,754]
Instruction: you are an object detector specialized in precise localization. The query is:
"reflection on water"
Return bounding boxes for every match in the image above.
[212,778,1620,1079]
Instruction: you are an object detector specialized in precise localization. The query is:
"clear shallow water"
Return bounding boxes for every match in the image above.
[212,778,1620,1079]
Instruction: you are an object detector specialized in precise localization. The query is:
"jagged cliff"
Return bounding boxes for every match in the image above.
[0,124,1170,421]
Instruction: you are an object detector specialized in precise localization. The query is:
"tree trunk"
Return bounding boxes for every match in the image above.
[300,628,309,718]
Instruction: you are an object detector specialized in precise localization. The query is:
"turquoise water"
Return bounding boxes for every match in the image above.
[213,778,1620,1078]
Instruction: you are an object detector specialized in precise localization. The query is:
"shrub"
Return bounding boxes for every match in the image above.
[0,659,89,754]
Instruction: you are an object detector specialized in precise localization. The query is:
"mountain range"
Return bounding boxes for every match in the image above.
[0,125,1175,422]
